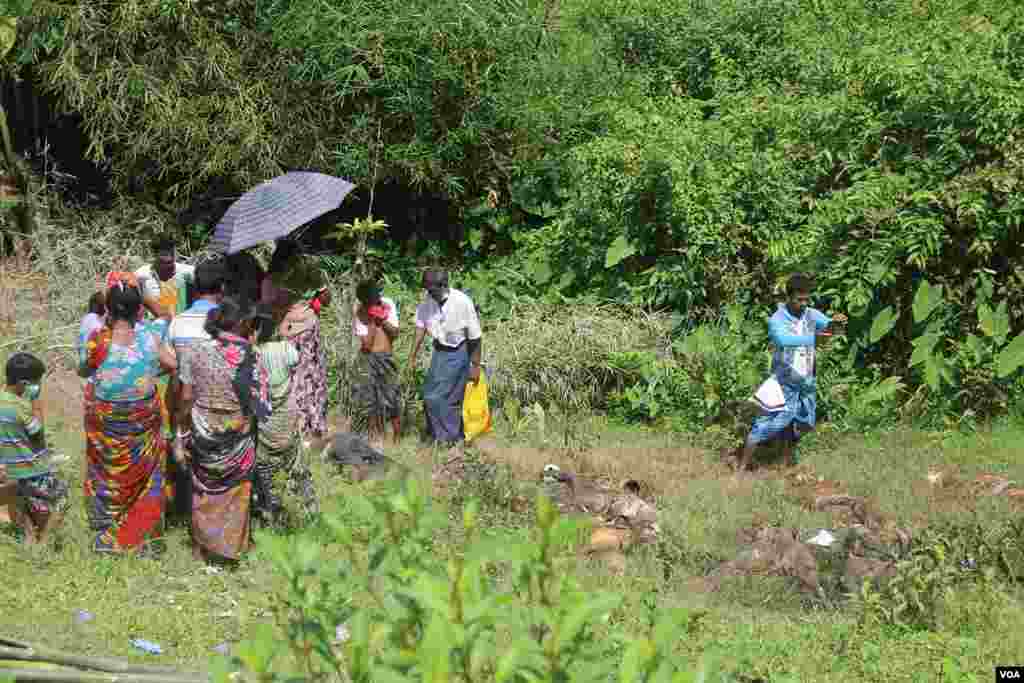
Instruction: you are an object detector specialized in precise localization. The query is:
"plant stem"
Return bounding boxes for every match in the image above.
[0,102,36,236]
[0,643,203,679]
[0,669,205,683]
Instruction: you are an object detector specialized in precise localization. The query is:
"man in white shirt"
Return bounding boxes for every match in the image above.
[409,270,482,451]
[135,236,195,320]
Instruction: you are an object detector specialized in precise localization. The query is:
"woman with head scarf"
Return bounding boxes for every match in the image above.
[260,240,329,443]
[249,304,318,526]
[177,298,270,562]
[79,272,177,553]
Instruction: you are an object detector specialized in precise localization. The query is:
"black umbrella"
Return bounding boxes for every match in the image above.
[211,172,355,254]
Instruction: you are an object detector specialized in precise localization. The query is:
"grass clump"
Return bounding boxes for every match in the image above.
[482,301,670,412]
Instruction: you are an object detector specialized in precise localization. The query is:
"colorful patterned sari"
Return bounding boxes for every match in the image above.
[84,387,167,551]
[80,287,169,553]
[287,315,327,439]
[181,333,270,560]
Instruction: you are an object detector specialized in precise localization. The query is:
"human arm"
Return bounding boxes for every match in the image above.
[409,325,428,370]
[360,318,377,352]
[142,295,171,320]
[138,271,172,320]
[176,382,194,438]
[808,308,834,332]
[464,297,483,382]
[159,342,178,373]
[22,396,45,449]
[466,337,483,382]
[150,321,176,374]
[380,317,399,341]
[379,299,399,341]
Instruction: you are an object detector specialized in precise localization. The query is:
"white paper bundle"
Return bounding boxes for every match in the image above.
[749,375,786,413]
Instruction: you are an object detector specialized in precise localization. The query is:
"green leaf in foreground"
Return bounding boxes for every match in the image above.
[869,306,898,344]
[605,235,638,269]
[912,280,943,323]
[996,332,1024,378]
[978,301,1010,342]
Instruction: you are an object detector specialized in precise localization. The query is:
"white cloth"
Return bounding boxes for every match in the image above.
[77,313,105,352]
[415,288,482,348]
[353,297,399,338]
[167,301,217,350]
[790,316,814,378]
[750,376,786,413]
[135,262,195,302]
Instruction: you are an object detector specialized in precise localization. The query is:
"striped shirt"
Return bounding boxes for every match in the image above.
[0,389,49,480]
[258,341,299,403]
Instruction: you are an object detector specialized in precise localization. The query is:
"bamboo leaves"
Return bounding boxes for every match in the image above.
[0,17,16,60]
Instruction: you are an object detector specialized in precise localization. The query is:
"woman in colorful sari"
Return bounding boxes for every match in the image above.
[178,298,270,562]
[261,241,329,443]
[250,305,318,526]
[80,272,177,553]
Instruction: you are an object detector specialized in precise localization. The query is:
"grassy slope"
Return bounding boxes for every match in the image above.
[0,253,1021,680]
[2,406,1023,681]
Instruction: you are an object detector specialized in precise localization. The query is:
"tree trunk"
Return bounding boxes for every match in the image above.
[0,101,36,236]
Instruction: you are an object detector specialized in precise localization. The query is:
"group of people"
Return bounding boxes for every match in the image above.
[2,229,840,555]
[1,235,487,560]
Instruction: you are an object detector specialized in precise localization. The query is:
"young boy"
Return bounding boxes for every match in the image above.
[0,353,68,544]
[353,281,401,449]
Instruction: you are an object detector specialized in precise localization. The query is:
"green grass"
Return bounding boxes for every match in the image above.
[4,412,1023,680]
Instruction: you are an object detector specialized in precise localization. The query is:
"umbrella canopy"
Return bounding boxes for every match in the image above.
[211,172,356,254]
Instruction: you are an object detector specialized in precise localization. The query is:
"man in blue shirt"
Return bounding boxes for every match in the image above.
[736,273,847,472]
[165,258,225,520]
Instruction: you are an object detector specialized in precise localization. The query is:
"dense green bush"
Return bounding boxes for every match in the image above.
[215,477,733,682]
[857,518,1024,632]
[11,0,1024,428]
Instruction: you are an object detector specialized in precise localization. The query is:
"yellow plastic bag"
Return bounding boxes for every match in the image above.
[463,374,493,443]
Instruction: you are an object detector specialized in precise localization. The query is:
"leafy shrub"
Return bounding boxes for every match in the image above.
[867,278,1024,426]
[215,477,722,682]
[857,519,1024,631]
[609,306,766,431]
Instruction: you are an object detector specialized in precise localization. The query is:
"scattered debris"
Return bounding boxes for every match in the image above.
[711,526,820,594]
[0,636,202,680]
[333,624,351,644]
[213,643,231,655]
[72,610,95,625]
[326,432,405,482]
[806,529,836,547]
[130,639,163,655]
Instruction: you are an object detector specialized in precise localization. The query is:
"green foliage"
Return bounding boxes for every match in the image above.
[10,0,1024,428]
[257,0,633,203]
[609,306,766,430]
[218,477,717,682]
[858,519,1024,632]
[12,0,329,202]
[868,307,897,345]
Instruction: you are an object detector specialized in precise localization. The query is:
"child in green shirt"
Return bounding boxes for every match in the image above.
[0,352,68,545]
